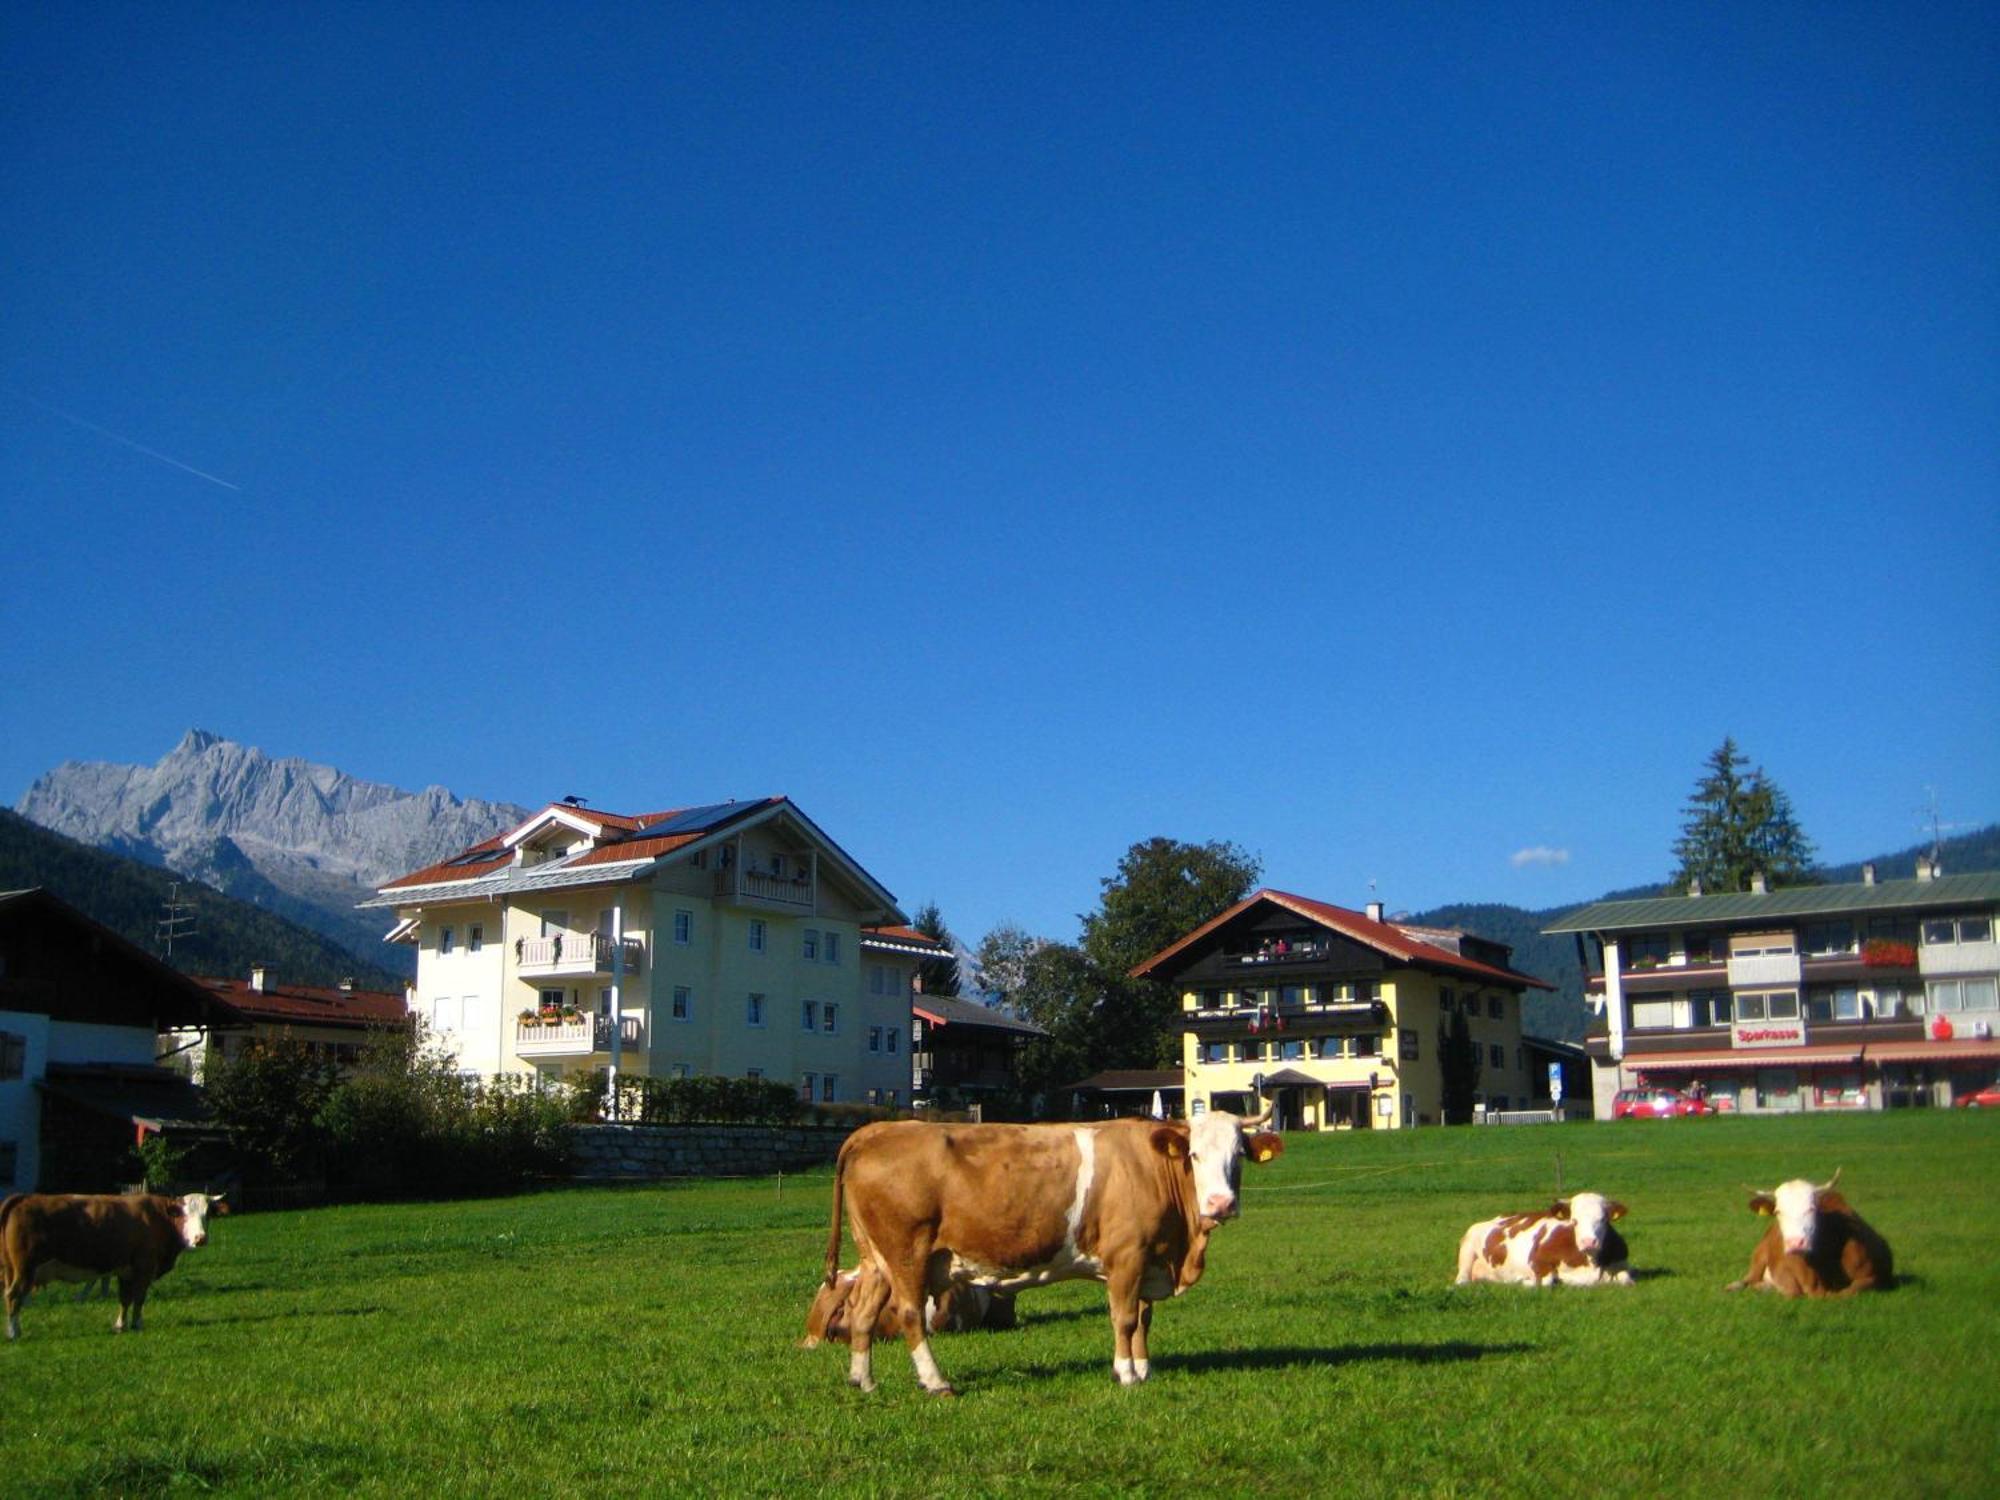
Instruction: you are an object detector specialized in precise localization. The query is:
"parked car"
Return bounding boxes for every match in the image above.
[1612,1086,1715,1119]
[1954,1083,2000,1109]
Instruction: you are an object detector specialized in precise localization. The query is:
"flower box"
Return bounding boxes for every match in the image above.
[1863,939,1917,969]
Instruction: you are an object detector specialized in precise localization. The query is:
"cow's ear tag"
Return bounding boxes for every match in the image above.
[1749,1195,1776,1217]
[1248,1133,1283,1163]
[1606,1201,1628,1221]
[1150,1127,1187,1160]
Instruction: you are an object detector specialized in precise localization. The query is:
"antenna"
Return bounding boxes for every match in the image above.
[1920,788,1966,865]
[157,880,198,959]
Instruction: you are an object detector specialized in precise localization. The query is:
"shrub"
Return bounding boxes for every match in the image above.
[566,1071,808,1126]
[204,1037,339,1187]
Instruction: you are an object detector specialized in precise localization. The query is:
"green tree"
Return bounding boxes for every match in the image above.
[205,1037,339,1186]
[1670,738,1818,893]
[911,900,962,996]
[1437,1006,1481,1125]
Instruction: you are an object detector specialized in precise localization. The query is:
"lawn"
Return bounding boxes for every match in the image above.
[6,1111,1997,1498]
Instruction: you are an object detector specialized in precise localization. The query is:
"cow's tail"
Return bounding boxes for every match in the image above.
[0,1195,21,1233]
[822,1139,851,1290]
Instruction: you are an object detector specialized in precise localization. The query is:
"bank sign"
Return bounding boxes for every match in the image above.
[1733,1021,1807,1049]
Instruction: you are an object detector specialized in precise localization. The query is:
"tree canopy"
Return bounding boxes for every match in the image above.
[910,900,961,996]
[1670,737,1818,893]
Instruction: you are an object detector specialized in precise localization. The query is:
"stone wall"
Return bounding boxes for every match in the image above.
[569,1122,855,1180]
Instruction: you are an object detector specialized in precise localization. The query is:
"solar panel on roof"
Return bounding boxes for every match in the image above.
[448,846,508,867]
[632,800,761,839]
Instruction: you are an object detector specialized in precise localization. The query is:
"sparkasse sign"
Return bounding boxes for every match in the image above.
[1733,1022,1807,1049]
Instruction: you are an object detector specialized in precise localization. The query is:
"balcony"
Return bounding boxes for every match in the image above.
[516,932,645,978]
[515,1014,646,1059]
[713,868,815,909]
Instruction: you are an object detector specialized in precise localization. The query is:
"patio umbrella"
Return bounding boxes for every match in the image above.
[1150,1089,1165,1119]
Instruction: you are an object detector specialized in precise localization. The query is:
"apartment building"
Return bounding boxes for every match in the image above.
[362,797,928,1106]
[1545,859,2000,1115]
[1133,888,1550,1130]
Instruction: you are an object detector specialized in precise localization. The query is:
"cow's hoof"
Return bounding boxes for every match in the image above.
[927,1385,958,1399]
[848,1377,876,1393]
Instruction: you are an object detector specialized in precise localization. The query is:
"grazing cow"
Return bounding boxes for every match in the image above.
[800,1264,1017,1347]
[1725,1170,1893,1297]
[1454,1193,1633,1287]
[2,1192,227,1339]
[821,1107,1283,1394]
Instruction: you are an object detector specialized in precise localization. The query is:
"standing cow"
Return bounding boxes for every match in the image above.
[2,1192,226,1339]
[1453,1193,1633,1287]
[822,1107,1283,1394]
[1725,1170,1892,1297]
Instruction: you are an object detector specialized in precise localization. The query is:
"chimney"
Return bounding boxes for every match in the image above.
[1687,877,1703,898]
[339,976,354,992]
[1862,863,1876,886]
[1365,901,1385,924]
[250,964,269,993]
[1917,855,1937,882]
[1749,873,1767,894]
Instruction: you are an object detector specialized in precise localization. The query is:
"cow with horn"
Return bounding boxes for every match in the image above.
[818,1104,1284,1393]
[1725,1168,1894,1298]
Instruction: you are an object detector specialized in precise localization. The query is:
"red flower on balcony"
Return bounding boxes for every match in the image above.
[1863,939,1917,968]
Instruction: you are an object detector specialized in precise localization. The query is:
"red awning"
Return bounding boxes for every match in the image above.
[1629,1045,1861,1072]
[1864,1041,2000,1064]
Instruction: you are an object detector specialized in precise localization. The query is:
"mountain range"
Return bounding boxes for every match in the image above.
[15,731,528,973]
[12,731,1997,1039]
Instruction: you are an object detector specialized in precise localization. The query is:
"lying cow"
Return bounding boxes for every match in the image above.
[801,1264,1017,1347]
[821,1107,1283,1394]
[1454,1193,1632,1287]
[1725,1169,1893,1297]
[2,1191,226,1339]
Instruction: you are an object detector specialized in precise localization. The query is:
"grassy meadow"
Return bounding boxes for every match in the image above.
[5,1111,1998,1498]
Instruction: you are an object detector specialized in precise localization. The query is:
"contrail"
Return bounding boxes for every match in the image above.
[8,391,243,492]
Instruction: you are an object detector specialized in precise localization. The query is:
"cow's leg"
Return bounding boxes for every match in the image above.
[1129,1299,1154,1383]
[1725,1240,1774,1293]
[844,1263,892,1393]
[115,1276,147,1332]
[893,1247,955,1396]
[1107,1265,1146,1385]
[4,1268,26,1340]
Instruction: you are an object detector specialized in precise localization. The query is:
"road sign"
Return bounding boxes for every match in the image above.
[1548,1061,1565,1104]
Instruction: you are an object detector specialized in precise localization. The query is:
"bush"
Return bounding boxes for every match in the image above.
[204,1037,340,1187]
[566,1071,808,1126]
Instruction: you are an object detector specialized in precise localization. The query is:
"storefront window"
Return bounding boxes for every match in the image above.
[1815,1071,1865,1108]
[1755,1069,1800,1111]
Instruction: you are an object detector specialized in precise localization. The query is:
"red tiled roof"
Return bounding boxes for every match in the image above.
[863,924,952,953]
[197,976,409,1030]
[1129,888,1552,991]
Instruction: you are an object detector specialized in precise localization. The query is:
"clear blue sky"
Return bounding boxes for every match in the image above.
[3,3,1994,950]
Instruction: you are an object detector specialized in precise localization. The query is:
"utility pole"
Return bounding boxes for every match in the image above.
[157,881,197,959]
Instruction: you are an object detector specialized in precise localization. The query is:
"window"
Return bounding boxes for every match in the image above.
[869,1026,883,1053]
[1690,989,1732,1027]
[1200,1041,1229,1064]
[746,993,765,1026]
[1440,987,1455,1014]
[1400,1028,1419,1061]
[1755,1069,1800,1111]
[1806,986,1863,1022]
[439,925,455,955]
[540,909,568,938]
[1685,930,1726,964]
[1730,932,1796,958]
[802,930,819,962]
[468,924,484,954]
[746,1067,763,1080]
[1737,990,1797,1021]
[1815,1071,1865,1108]
[800,1072,817,1102]
[1868,915,1921,945]
[1802,920,1856,957]
[598,987,614,1016]
[821,1075,838,1103]
[1925,915,1993,946]
[671,986,691,1022]
[886,1027,899,1054]
[673,910,693,945]
[1871,986,1903,1018]
[801,1000,818,1031]
[671,1063,692,1080]
[1928,978,1998,1013]
[869,965,888,996]
[1631,999,1675,1030]
[1627,932,1670,968]
[538,989,565,1014]
[1357,1033,1381,1058]
[1489,1044,1505,1069]
[1964,917,1994,944]
[1279,1039,1305,1061]
[0,1032,25,1080]
[823,1003,839,1034]
[748,919,766,953]
[824,933,841,965]
[1488,995,1504,1020]
[1280,984,1304,1007]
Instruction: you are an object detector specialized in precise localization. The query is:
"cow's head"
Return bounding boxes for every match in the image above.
[1749,1169,1839,1255]
[1154,1107,1284,1227]
[172,1192,226,1249]
[1553,1192,1627,1257]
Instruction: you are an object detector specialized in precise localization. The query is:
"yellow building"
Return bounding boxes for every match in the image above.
[1133,888,1550,1130]
[362,797,925,1106]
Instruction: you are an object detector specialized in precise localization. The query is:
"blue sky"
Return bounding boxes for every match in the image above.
[3,3,1994,950]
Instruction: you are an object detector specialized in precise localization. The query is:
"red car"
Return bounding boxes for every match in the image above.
[1613,1087,1715,1119]
[1955,1083,2000,1109]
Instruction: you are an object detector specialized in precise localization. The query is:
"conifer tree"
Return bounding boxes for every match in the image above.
[1670,737,1818,892]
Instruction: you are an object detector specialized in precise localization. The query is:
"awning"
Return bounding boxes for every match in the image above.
[1260,1067,1327,1088]
[1629,1045,1861,1072]
[1864,1041,2000,1064]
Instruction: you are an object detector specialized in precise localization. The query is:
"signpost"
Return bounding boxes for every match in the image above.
[1548,1061,1565,1105]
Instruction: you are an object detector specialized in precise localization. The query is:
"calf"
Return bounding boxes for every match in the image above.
[1454,1193,1632,1287]
[801,1264,1017,1347]
[2,1192,226,1339]
[1725,1170,1892,1297]
[823,1107,1282,1393]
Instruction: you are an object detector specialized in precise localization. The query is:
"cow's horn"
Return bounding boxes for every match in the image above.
[1241,1103,1273,1129]
[1819,1166,1842,1193]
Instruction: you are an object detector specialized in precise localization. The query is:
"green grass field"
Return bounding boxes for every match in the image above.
[7,1112,1998,1498]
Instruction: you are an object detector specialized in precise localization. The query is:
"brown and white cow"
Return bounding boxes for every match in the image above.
[2,1192,227,1339]
[801,1264,1017,1347]
[1725,1170,1893,1297]
[821,1108,1283,1393]
[1454,1193,1632,1287]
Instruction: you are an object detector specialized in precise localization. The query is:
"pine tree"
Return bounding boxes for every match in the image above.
[911,900,961,996]
[1670,738,1818,893]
